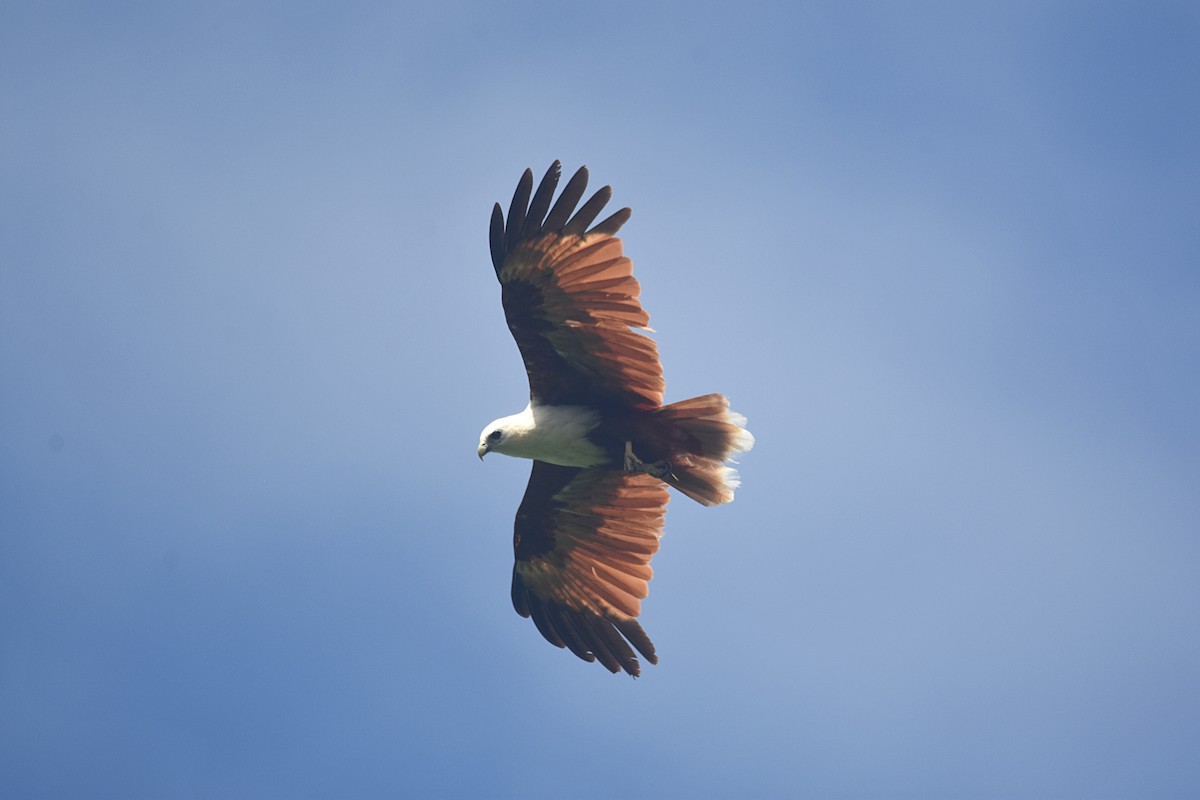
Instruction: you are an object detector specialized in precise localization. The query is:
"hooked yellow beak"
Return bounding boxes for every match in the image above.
[477,442,489,460]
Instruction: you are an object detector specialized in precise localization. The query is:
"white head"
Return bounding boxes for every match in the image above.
[476,403,605,466]
[476,409,533,460]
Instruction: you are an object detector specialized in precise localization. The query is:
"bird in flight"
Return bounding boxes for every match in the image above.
[478,162,753,676]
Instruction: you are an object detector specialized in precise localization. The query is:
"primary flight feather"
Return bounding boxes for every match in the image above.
[478,162,754,676]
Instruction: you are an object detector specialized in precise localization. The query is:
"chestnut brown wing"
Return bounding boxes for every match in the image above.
[491,162,664,410]
[510,460,669,676]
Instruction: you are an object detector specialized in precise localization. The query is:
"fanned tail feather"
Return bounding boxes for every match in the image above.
[655,394,754,506]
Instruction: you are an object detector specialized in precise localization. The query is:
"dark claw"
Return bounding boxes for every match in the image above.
[624,442,671,480]
[647,460,672,479]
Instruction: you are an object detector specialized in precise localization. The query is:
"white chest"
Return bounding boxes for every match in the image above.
[501,404,608,467]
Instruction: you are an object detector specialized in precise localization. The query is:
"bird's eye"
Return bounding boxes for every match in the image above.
[488,430,502,442]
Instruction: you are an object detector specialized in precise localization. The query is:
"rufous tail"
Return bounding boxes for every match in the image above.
[654,394,754,506]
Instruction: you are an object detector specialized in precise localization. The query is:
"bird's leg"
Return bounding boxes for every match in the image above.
[623,441,672,479]
[623,441,640,472]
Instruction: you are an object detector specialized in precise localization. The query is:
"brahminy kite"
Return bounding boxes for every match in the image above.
[478,162,753,676]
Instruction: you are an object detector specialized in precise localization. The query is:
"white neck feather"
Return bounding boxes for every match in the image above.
[485,403,607,467]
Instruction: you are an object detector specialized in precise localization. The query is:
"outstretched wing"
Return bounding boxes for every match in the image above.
[490,162,664,410]
[510,460,669,676]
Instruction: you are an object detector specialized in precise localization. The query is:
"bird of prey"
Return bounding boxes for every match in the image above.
[478,162,753,676]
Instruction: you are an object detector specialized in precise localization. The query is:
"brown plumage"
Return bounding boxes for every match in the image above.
[480,162,753,676]
[510,463,666,675]
[490,163,662,410]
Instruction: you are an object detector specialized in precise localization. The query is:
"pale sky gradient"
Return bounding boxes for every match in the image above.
[3,2,1199,798]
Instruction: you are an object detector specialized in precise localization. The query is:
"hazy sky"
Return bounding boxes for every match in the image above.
[3,2,1199,798]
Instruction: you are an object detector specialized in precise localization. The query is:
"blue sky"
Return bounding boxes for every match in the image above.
[2,2,1198,797]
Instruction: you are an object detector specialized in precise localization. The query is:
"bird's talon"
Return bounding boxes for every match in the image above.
[624,441,670,479]
[647,460,672,479]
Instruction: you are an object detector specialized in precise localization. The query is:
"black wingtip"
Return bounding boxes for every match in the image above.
[543,166,590,231]
[489,203,506,273]
[493,162,630,271]
[504,169,534,252]
[564,184,613,236]
[614,617,658,666]
[523,161,563,237]
[590,206,632,238]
